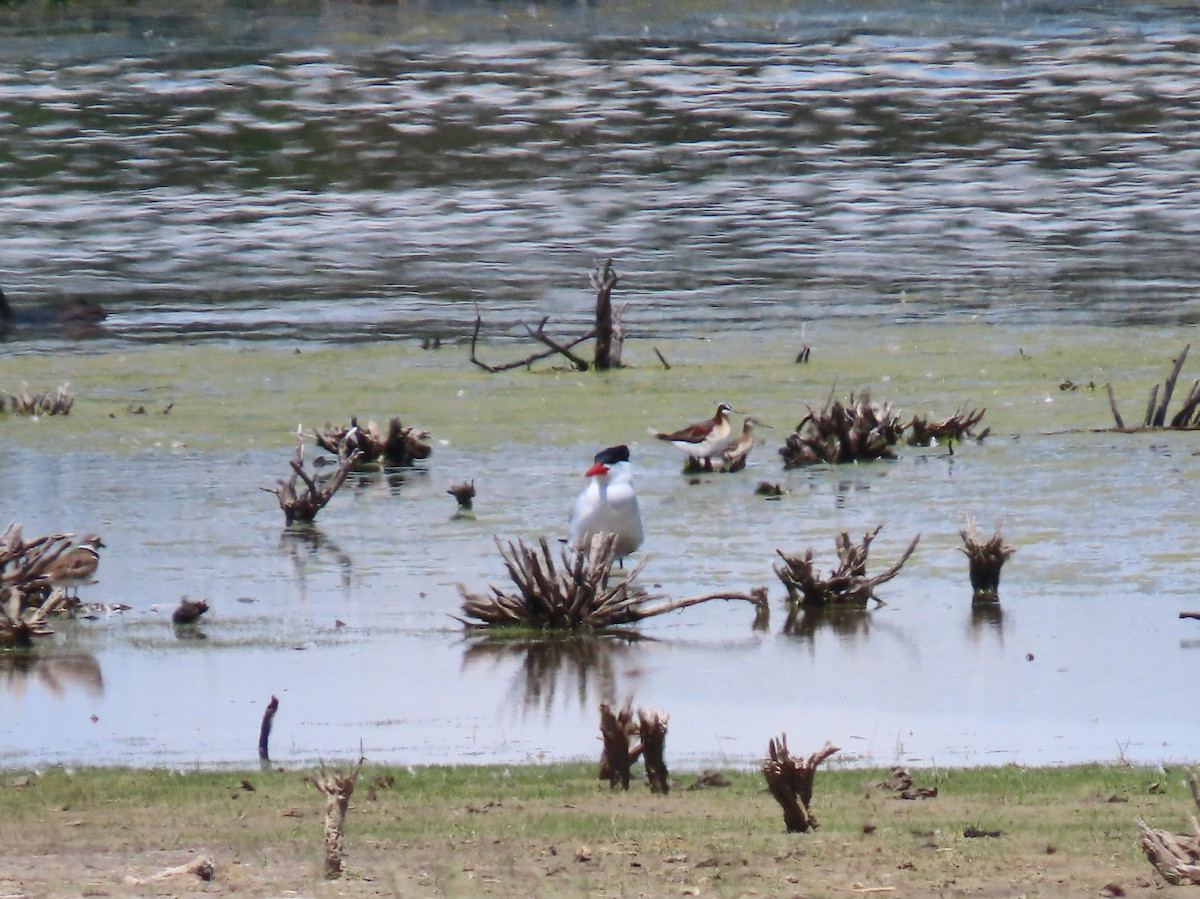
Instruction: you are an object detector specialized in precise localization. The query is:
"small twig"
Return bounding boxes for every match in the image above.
[653,347,671,370]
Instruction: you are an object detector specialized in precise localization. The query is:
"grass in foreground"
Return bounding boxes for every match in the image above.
[0,761,1190,897]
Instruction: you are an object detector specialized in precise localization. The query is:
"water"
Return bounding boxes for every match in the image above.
[2,0,1200,770]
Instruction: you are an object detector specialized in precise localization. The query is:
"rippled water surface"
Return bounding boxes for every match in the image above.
[2,0,1200,770]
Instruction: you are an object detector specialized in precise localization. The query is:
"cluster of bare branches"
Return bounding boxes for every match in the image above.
[469,258,625,373]
[762,735,840,833]
[907,405,988,447]
[0,524,74,645]
[457,533,768,631]
[598,698,670,794]
[312,416,431,468]
[5,383,73,416]
[262,428,361,527]
[774,526,920,607]
[959,516,1015,603]
[1106,345,1200,430]
[779,390,907,467]
[1137,768,1200,885]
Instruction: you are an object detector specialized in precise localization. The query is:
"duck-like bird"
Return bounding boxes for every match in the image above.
[568,445,644,562]
[44,534,105,598]
[655,402,736,471]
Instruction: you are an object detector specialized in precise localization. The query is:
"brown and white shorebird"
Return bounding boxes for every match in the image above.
[44,534,105,598]
[719,416,771,473]
[655,402,737,471]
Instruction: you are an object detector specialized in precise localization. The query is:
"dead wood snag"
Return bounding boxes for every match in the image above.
[780,390,906,467]
[762,735,840,833]
[959,516,1015,603]
[774,526,919,607]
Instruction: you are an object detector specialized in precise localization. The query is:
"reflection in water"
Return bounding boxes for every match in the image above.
[279,527,353,592]
[782,604,872,644]
[0,651,103,697]
[969,601,1005,644]
[461,633,643,718]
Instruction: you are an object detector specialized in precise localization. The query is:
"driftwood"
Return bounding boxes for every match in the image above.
[597,700,670,793]
[907,405,988,447]
[1107,345,1200,430]
[1137,769,1200,885]
[959,516,1015,603]
[468,259,626,372]
[7,382,74,416]
[780,390,906,467]
[258,694,279,762]
[262,429,360,527]
[457,533,769,631]
[308,758,363,879]
[774,526,920,607]
[762,735,840,833]
[124,855,215,886]
[312,416,431,468]
[0,524,77,645]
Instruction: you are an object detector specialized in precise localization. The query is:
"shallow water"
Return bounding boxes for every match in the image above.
[3,1,1200,770]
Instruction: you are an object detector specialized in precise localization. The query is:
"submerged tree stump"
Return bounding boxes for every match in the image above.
[1137,768,1200,885]
[774,526,920,607]
[598,699,640,790]
[308,759,362,879]
[457,533,768,631]
[959,516,1015,603]
[780,390,906,467]
[7,382,73,416]
[907,405,988,447]
[313,416,431,468]
[638,707,670,794]
[1107,345,1200,430]
[262,429,360,527]
[762,735,840,833]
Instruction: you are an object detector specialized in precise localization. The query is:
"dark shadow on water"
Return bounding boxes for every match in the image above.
[968,600,1005,644]
[461,632,646,719]
[279,525,353,592]
[0,650,103,697]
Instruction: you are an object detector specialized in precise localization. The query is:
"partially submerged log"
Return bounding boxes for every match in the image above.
[1137,768,1200,885]
[457,533,768,631]
[262,429,360,527]
[779,390,906,467]
[907,405,988,447]
[774,526,920,607]
[469,259,626,372]
[762,735,840,833]
[312,416,431,468]
[1107,345,1200,430]
[959,516,1015,603]
[308,758,362,879]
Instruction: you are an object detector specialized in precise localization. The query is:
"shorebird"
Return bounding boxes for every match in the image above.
[720,416,771,473]
[44,534,105,598]
[568,444,644,563]
[655,402,736,471]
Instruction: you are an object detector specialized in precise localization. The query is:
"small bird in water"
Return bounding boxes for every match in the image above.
[655,402,736,471]
[44,534,105,598]
[720,416,772,472]
[568,444,644,563]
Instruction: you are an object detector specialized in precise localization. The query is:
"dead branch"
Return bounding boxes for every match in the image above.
[775,526,920,607]
[262,428,360,527]
[312,416,430,468]
[124,855,215,885]
[469,306,597,373]
[1107,346,1200,430]
[525,316,590,371]
[0,523,78,645]
[638,707,670,794]
[1137,768,1200,885]
[780,389,906,467]
[762,735,840,833]
[309,757,363,879]
[598,699,640,790]
[457,533,767,630]
[959,516,1015,603]
[591,258,622,370]
[258,695,279,762]
[907,405,987,447]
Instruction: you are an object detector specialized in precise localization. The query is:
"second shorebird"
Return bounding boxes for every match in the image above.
[568,444,644,563]
[44,533,106,598]
[655,402,736,471]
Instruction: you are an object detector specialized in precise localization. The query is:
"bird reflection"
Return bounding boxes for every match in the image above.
[0,651,103,698]
[782,603,872,644]
[968,600,1005,643]
[461,633,643,718]
[278,526,353,591]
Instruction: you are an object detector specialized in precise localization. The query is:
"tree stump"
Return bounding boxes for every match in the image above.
[638,707,670,794]
[309,759,361,879]
[779,390,906,467]
[262,429,360,527]
[959,516,1015,603]
[1137,768,1200,884]
[761,735,840,833]
[907,405,987,447]
[598,699,640,790]
[774,526,920,607]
